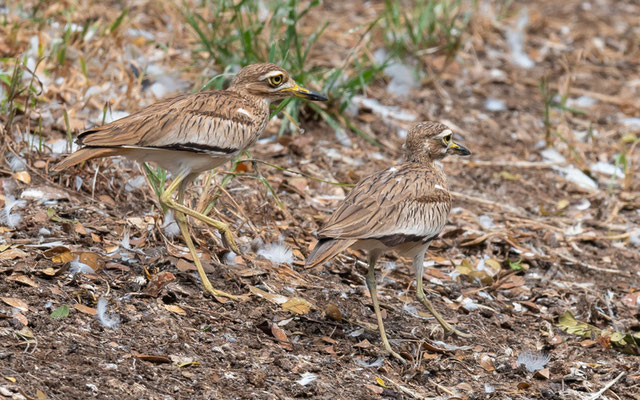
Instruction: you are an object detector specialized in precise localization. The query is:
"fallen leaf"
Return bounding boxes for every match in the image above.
[98,194,116,207]
[354,339,371,348]
[73,222,87,235]
[534,368,550,380]
[0,247,28,261]
[517,381,531,390]
[325,304,342,322]
[13,313,28,326]
[36,389,47,400]
[15,327,34,340]
[145,272,176,296]
[43,246,74,263]
[77,252,103,272]
[1,297,29,312]
[164,304,187,316]
[6,273,39,288]
[479,354,495,372]
[365,384,384,394]
[13,171,31,184]
[282,297,313,315]
[579,339,597,347]
[375,377,386,388]
[133,353,171,363]
[249,286,289,304]
[50,305,70,319]
[270,323,292,351]
[73,304,97,316]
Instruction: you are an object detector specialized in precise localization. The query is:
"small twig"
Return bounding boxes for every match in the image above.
[552,249,630,276]
[588,371,625,400]
[450,190,523,215]
[381,376,436,400]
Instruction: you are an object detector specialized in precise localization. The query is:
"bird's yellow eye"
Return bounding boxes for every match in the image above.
[268,74,284,87]
[443,134,452,144]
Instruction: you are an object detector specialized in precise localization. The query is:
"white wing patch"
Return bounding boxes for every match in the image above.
[434,184,445,191]
[237,108,252,118]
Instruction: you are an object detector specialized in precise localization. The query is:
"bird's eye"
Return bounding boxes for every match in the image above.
[442,134,452,144]
[268,74,284,87]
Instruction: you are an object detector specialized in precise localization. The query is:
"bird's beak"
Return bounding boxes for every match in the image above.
[448,140,471,156]
[283,83,328,101]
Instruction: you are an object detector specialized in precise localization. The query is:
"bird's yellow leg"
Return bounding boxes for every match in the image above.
[366,252,406,363]
[160,173,240,254]
[414,252,471,337]
[170,183,237,300]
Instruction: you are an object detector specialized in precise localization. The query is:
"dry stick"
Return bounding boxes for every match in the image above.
[588,371,625,400]
[551,248,630,276]
[450,190,523,215]
[521,77,638,108]
[380,376,436,400]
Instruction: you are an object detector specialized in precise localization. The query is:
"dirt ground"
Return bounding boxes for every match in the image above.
[1,0,639,399]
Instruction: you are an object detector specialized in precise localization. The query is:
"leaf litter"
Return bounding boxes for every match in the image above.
[0,0,639,399]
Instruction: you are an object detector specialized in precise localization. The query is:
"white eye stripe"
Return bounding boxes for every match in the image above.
[437,129,453,138]
[259,71,285,80]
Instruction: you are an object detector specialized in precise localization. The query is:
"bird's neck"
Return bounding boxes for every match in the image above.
[227,87,272,109]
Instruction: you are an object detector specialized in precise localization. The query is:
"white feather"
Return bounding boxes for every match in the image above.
[96,298,120,330]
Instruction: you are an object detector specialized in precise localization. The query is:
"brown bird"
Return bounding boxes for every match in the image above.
[55,63,327,299]
[306,121,471,362]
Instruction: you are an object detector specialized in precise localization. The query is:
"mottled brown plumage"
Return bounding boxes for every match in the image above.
[54,63,327,299]
[306,121,471,362]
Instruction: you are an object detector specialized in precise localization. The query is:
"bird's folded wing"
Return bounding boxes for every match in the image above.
[318,165,450,240]
[77,91,259,156]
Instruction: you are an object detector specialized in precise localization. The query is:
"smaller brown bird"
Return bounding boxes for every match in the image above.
[54,63,327,299]
[306,121,471,362]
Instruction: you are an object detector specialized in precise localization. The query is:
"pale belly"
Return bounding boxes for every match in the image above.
[119,148,231,176]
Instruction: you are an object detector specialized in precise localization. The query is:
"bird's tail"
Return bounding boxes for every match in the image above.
[52,147,121,172]
[305,238,355,268]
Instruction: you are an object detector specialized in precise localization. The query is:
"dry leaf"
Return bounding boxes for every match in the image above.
[145,272,176,296]
[6,273,39,288]
[36,389,47,400]
[77,252,103,272]
[270,323,293,351]
[73,304,97,316]
[43,246,74,263]
[325,304,342,322]
[249,286,288,304]
[1,297,29,312]
[534,368,550,380]
[164,304,187,316]
[73,222,87,235]
[98,194,116,207]
[282,297,313,315]
[133,353,171,363]
[365,384,384,394]
[0,247,28,261]
[479,354,495,372]
[354,339,371,348]
[13,313,28,326]
[13,171,31,184]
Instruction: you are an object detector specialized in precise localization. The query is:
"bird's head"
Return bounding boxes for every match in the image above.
[229,63,328,103]
[405,121,471,163]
